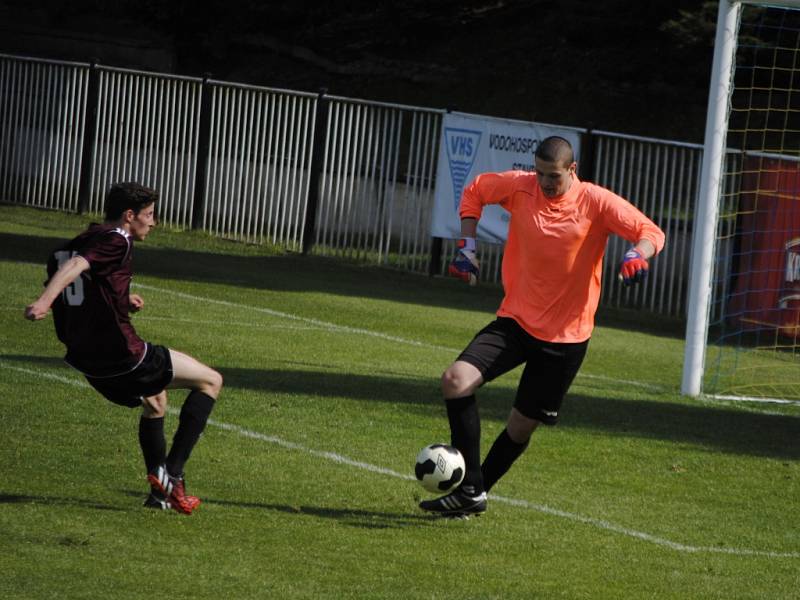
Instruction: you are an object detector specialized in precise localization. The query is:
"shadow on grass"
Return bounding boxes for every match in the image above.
[0,354,65,368]
[1,231,502,316]
[5,353,799,462]
[0,492,125,512]
[3,229,685,338]
[563,394,800,460]
[117,490,433,529]
[209,501,434,529]
[221,365,800,462]
[595,305,685,339]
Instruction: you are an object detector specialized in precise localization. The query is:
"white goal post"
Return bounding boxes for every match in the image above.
[682,0,742,397]
[682,0,800,398]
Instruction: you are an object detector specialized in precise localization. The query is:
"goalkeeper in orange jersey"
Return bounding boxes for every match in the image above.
[420,136,665,517]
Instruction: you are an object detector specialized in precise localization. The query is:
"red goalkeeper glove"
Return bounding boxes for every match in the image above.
[448,237,479,286]
[618,248,649,286]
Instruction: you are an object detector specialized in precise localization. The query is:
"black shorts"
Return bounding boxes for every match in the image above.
[457,317,588,425]
[85,344,174,408]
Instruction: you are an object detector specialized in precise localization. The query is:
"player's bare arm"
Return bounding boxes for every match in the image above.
[460,217,478,238]
[24,255,90,321]
[632,239,656,260]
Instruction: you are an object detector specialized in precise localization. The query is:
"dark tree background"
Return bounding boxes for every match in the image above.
[0,0,721,142]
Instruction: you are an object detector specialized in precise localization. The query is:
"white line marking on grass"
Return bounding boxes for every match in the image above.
[703,393,800,407]
[1,361,88,387]
[491,495,799,558]
[2,360,798,558]
[206,418,414,481]
[134,283,669,392]
[203,418,799,559]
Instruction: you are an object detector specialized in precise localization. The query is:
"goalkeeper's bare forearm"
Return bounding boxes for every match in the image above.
[631,239,656,260]
[459,217,478,238]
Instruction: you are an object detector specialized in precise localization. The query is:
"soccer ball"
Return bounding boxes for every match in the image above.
[414,443,465,493]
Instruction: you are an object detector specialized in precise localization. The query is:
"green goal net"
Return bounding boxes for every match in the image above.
[702,1,800,401]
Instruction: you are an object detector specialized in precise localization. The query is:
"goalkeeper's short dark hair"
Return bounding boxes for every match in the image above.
[535,136,574,167]
[104,182,159,221]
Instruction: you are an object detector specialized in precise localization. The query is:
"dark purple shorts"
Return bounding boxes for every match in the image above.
[85,344,173,408]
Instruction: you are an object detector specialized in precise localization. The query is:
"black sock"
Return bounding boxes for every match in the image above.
[481,428,530,493]
[445,395,483,495]
[139,416,166,475]
[165,391,215,477]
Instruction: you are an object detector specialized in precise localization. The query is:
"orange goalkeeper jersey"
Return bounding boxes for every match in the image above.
[460,170,665,343]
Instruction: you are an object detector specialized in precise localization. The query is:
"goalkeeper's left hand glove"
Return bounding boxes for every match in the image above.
[618,248,649,286]
[448,237,479,286]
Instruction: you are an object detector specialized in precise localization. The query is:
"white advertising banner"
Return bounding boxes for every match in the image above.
[431,112,584,243]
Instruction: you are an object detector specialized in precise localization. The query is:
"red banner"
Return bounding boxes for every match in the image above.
[728,156,800,339]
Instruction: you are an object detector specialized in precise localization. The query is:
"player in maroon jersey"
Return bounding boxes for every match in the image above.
[24,182,222,515]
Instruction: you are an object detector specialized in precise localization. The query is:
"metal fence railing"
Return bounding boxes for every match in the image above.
[1,52,717,320]
[0,55,89,211]
[314,96,443,272]
[592,131,704,318]
[201,82,317,247]
[86,67,203,226]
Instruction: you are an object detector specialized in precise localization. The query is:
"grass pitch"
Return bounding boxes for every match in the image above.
[1,204,799,599]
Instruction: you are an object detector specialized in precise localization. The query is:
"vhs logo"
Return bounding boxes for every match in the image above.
[444,128,481,210]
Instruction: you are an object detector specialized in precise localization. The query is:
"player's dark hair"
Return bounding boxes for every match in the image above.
[535,136,574,167]
[104,182,159,221]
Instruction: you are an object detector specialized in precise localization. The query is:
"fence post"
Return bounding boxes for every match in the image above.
[428,236,443,276]
[578,126,596,182]
[302,88,329,255]
[191,74,212,230]
[76,60,99,214]
[428,107,450,276]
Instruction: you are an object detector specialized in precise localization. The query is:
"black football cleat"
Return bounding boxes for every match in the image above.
[419,488,487,518]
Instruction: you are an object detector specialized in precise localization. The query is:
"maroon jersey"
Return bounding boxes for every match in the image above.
[47,223,146,377]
